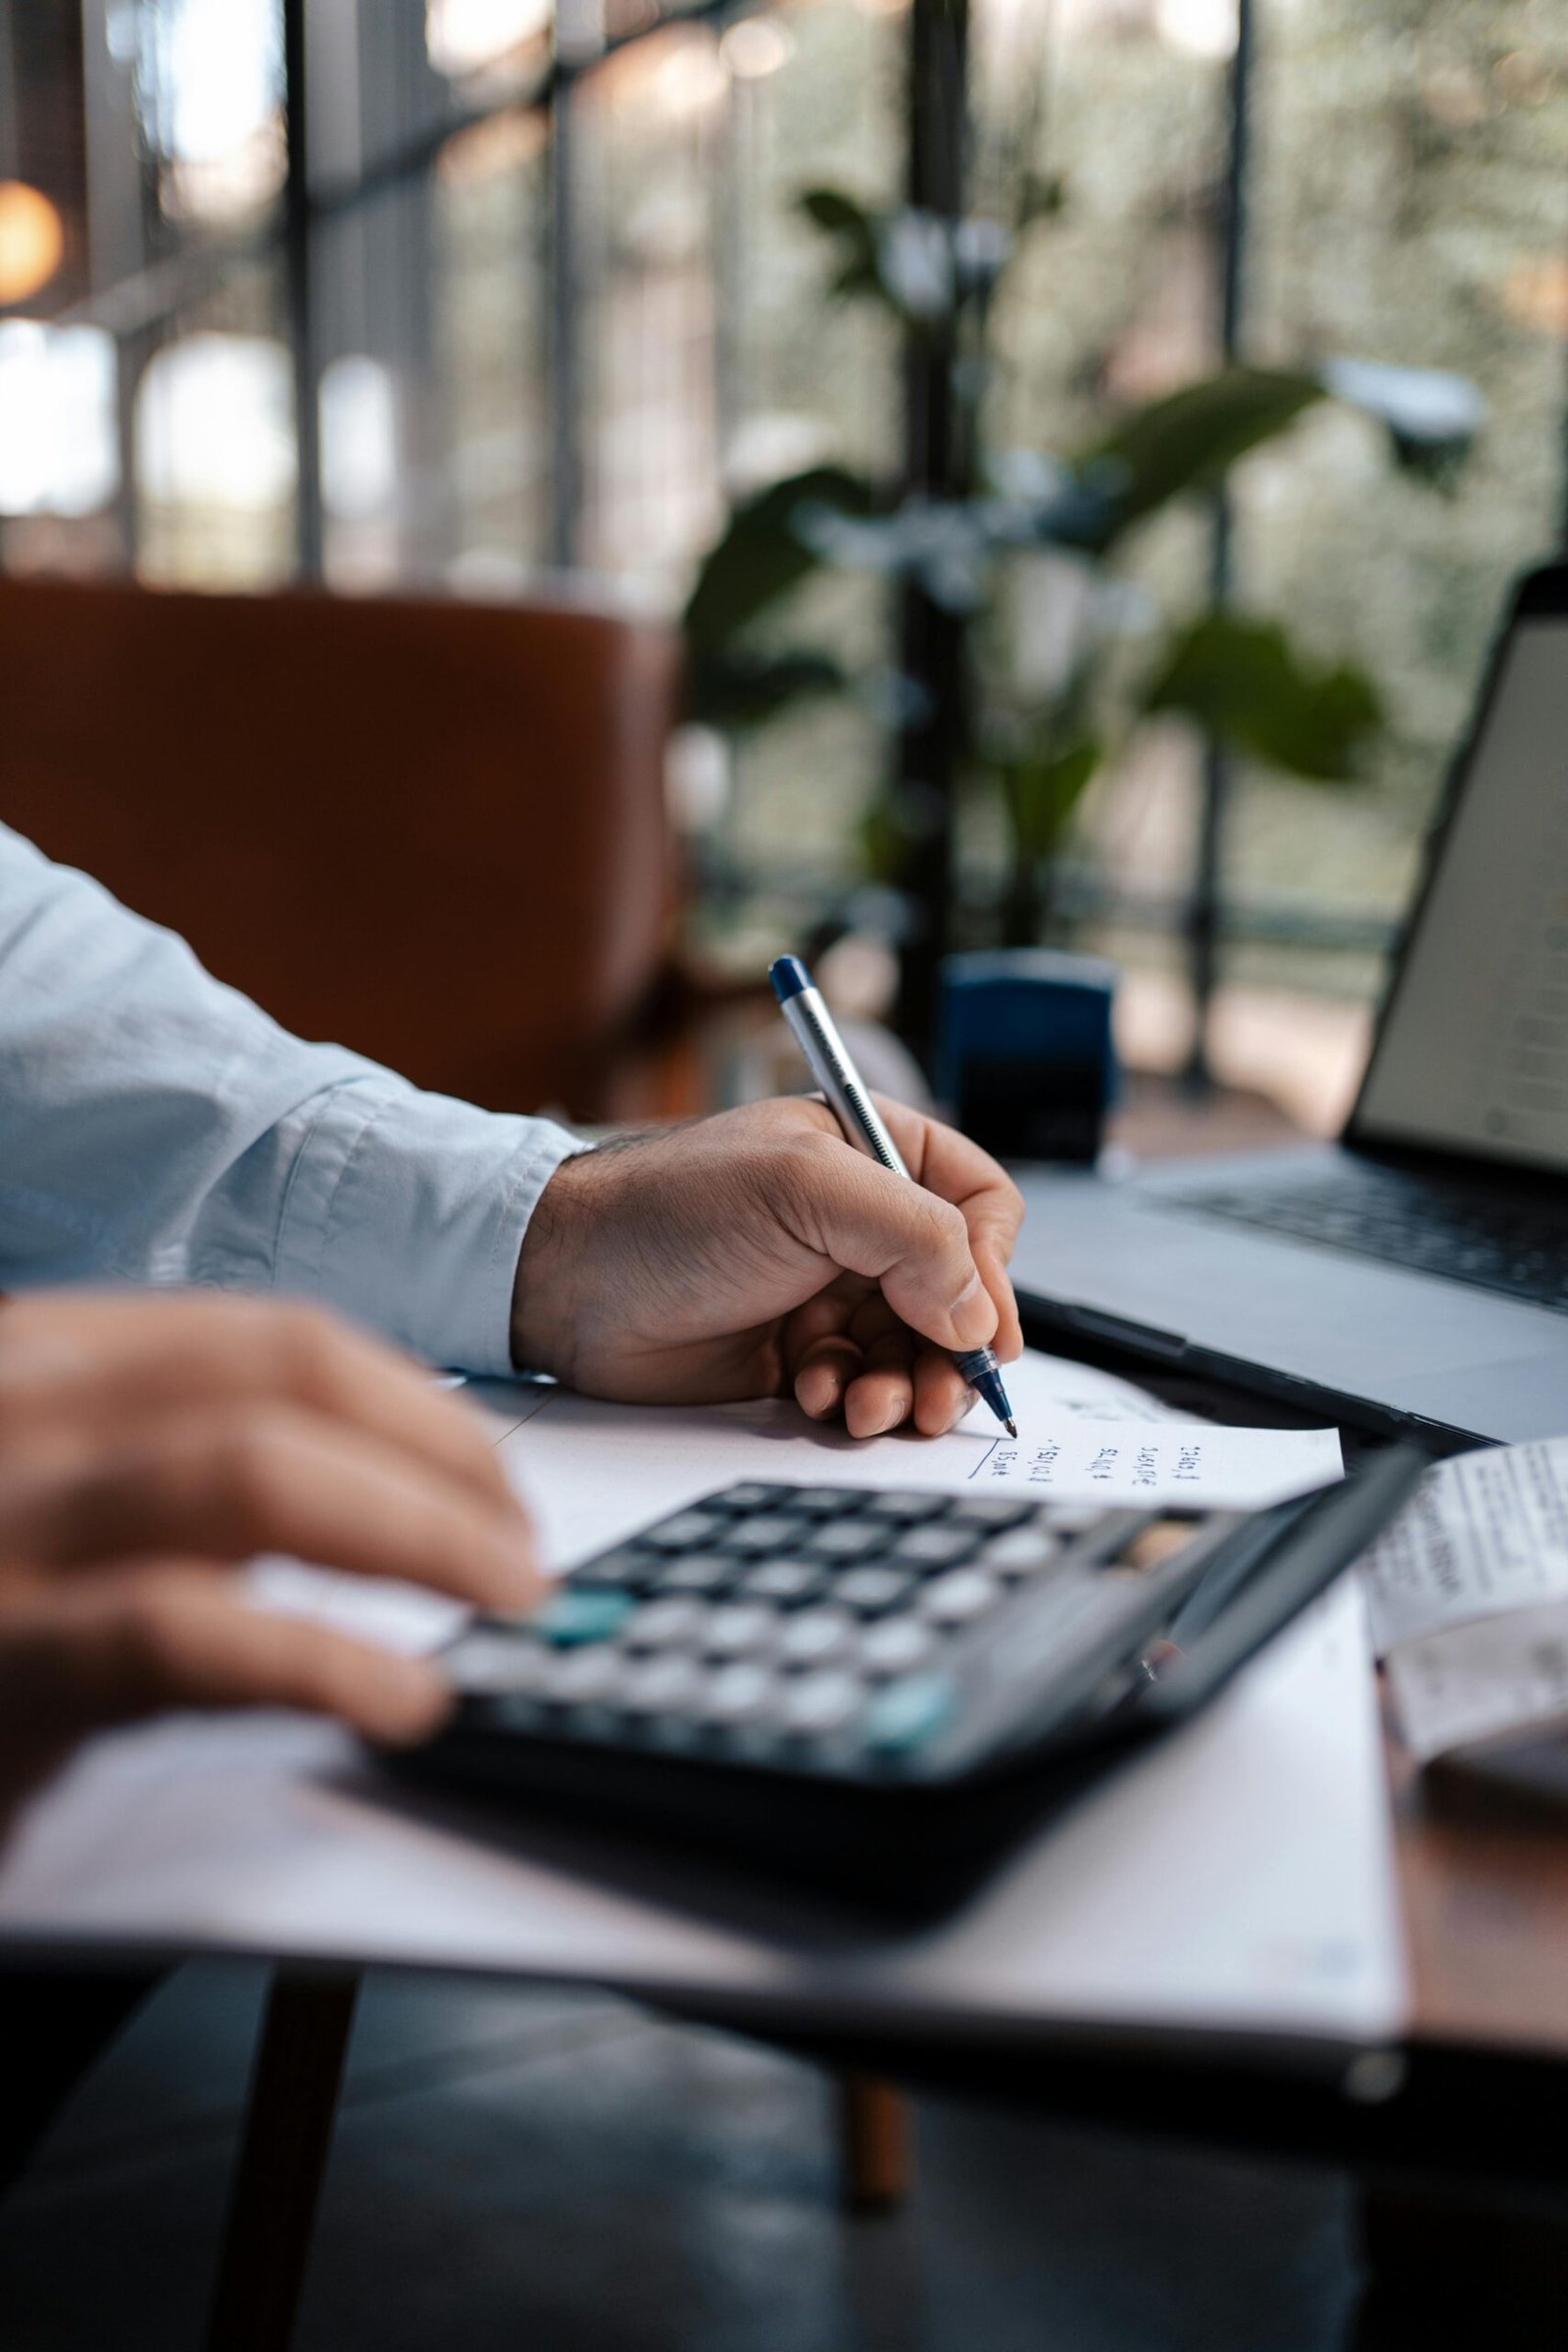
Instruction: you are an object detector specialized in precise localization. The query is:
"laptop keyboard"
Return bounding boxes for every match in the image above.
[1167,1164,1568,1313]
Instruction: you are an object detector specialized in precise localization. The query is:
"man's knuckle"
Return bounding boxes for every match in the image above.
[794,1127,841,1171]
[0,1303,33,1368]
[920,1195,966,1251]
[118,1583,194,1683]
[773,1132,834,1202]
[267,1300,340,1387]
[120,1440,202,1525]
[0,1373,29,1451]
[212,1415,293,1522]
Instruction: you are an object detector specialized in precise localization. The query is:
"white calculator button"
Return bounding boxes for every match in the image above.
[622,1653,703,1714]
[983,1529,1060,1576]
[642,1510,729,1550]
[703,1605,776,1657]
[625,1598,705,1650]
[1044,1508,1108,1538]
[703,1662,776,1725]
[548,1646,624,1706]
[779,1608,856,1667]
[445,1635,552,1694]
[920,1570,1004,1626]
[834,1566,914,1615]
[893,1524,977,1570]
[742,1559,824,1605]
[781,1671,864,1738]
[858,1617,937,1678]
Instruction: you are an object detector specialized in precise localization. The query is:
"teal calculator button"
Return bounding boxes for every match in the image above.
[864,1673,956,1757]
[535,1590,634,1647]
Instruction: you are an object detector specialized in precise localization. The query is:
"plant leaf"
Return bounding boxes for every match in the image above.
[798,186,877,238]
[1143,613,1383,780]
[681,466,877,653]
[797,185,885,305]
[1016,170,1066,226]
[686,648,848,729]
[859,795,906,886]
[1005,736,1102,857]
[1078,368,1326,550]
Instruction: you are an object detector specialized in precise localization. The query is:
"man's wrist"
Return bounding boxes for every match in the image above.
[509,1147,597,1382]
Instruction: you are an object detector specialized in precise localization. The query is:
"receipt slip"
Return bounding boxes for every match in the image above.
[1360,1437,1568,1775]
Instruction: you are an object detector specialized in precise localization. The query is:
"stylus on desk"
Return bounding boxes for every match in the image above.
[769,954,1018,1438]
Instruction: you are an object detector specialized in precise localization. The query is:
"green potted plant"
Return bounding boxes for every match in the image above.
[683,182,1481,953]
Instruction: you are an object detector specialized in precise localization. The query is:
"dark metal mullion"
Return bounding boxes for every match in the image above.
[1184,0,1254,1091]
[893,0,971,1062]
[712,73,746,466]
[1558,230,1568,550]
[546,71,580,571]
[282,0,322,579]
[0,10,17,181]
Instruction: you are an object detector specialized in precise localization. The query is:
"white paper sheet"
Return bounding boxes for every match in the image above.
[1360,1437,1568,1657]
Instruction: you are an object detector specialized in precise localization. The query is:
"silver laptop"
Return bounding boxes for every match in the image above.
[1010,564,1568,1446]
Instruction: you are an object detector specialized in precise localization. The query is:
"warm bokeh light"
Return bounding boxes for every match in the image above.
[426,0,553,76]
[1153,0,1239,61]
[0,182,65,307]
[136,333,297,512]
[0,322,119,516]
[1502,255,1568,339]
[650,29,730,117]
[721,18,796,79]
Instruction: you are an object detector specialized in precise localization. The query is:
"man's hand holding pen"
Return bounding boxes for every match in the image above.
[512,1095,1025,1441]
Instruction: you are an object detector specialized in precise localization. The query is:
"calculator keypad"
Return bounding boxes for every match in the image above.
[444,1482,1219,1782]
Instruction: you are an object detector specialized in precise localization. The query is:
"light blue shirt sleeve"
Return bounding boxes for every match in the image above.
[0,823,581,1374]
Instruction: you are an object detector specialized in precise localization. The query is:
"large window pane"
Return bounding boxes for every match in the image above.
[131,266,296,586]
[971,0,1230,931]
[433,111,552,585]
[577,2,905,914]
[1233,0,1568,992]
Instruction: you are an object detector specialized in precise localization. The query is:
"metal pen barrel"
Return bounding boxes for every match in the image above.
[778,986,910,1179]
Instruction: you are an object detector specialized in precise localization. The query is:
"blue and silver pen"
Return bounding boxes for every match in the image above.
[769,955,1017,1439]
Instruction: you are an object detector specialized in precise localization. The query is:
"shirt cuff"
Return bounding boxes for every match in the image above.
[272,1077,583,1375]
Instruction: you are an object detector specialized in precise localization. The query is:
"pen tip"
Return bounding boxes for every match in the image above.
[1004,1418,1018,1439]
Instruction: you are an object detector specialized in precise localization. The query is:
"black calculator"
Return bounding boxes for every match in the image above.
[395,1446,1422,1914]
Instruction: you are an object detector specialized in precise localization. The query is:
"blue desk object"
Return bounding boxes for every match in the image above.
[938,950,1118,1164]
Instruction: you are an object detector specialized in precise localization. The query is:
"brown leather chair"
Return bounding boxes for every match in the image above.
[0,577,691,1119]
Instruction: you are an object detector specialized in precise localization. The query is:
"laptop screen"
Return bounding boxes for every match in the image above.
[1353,610,1568,1176]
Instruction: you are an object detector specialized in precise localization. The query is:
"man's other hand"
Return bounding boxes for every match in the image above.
[0,1292,540,1810]
[513,1096,1024,1441]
